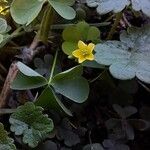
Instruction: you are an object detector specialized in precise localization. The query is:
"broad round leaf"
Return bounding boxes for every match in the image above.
[86,0,130,14]
[131,0,150,17]
[11,62,47,90]
[0,18,7,33]
[51,66,89,103]
[95,26,150,83]
[48,0,76,20]
[10,0,46,25]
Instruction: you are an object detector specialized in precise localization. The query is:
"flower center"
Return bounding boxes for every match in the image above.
[81,49,88,56]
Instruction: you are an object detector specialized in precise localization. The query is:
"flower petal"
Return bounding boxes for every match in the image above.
[86,54,94,61]
[72,49,82,58]
[87,43,95,53]
[78,40,87,50]
[78,56,86,63]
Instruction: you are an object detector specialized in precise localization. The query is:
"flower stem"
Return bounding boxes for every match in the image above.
[48,49,58,85]
[106,12,123,40]
[37,4,55,43]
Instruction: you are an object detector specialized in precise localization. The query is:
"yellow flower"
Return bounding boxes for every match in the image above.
[72,40,95,63]
[0,0,9,15]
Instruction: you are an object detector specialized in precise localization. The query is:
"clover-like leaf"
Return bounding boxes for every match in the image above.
[113,104,137,119]
[56,118,80,147]
[103,139,129,150]
[11,62,48,90]
[51,65,89,103]
[35,86,73,116]
[34,54,53,77]
[48,0,76,20]
[34,54,61,78]
[62,21,100,55]
[9,102,54,148]
[0,123,16,150]
[131,0,150,17]
[95,25,150,84]
[10,0,46,25]
[86,0,130,14]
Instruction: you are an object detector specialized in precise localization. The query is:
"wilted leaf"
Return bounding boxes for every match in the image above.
[9,102,54,148]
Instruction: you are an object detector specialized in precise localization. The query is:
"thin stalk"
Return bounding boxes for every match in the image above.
[0,108,16,114]
[107,12,123,40]
[48,49,58,84]
[38,5,55,43]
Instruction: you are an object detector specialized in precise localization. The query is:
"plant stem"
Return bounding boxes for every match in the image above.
[38,4,55,43]
[107,12,123,40]
[48,49,58,85]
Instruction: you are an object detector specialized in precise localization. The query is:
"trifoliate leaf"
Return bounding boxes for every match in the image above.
[9,102,54,148]
[35,86,73,116]
[11,62,48,90]
[62,21,100,55]
[48,0,76,20]
[10,0,46,25]
[95,25,150,83]
[34,54,53,77]
[51,65,89,103]
[0,123,16,150]
[131,0,150,17]
[113,104,137,118]
[86,0,130,14]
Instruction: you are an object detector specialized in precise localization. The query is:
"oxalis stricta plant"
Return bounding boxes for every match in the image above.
[0,0,149,149]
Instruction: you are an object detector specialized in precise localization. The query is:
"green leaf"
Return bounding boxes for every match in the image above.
[11,62,47,90]
[48,0,76,20]
[51,66,89,103]
[62,21,100,55]
[10,0,46,25]
[0,123,16,150]
[9,102,54,148]
[131,0,150,17]
[86,0,130,14]
[0,18,7,33]
[35,86,72,116]
[82,60,105,68]
[95,25,150,84]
